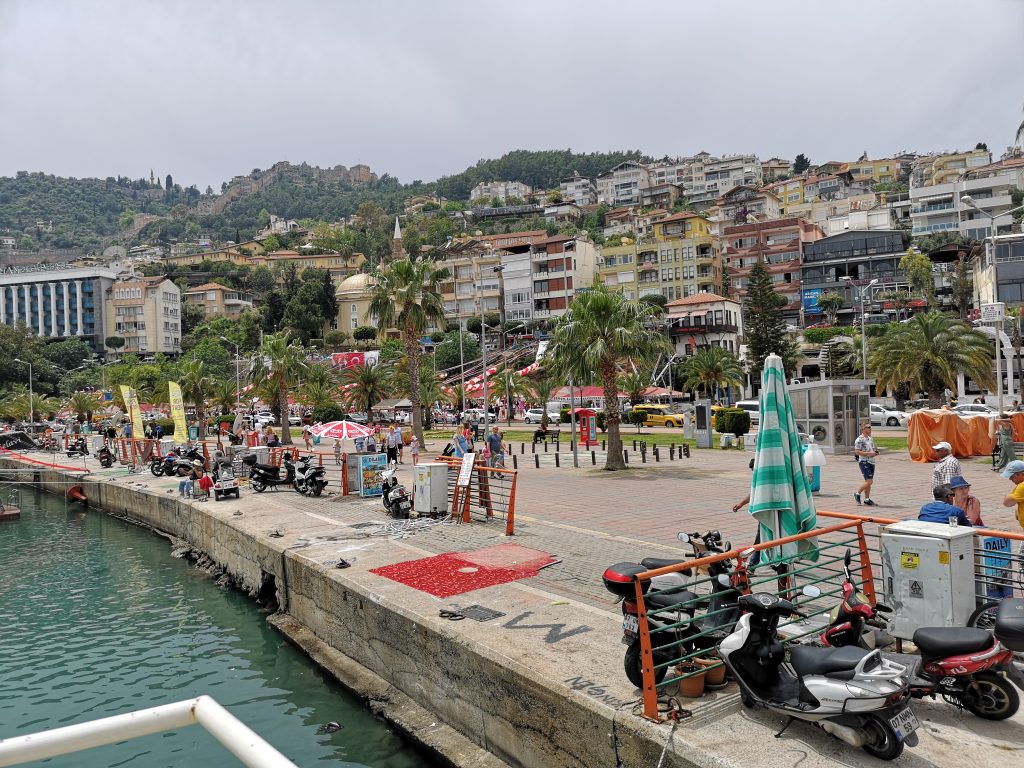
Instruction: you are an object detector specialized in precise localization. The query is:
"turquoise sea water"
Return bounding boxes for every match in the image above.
[0,489,429,767]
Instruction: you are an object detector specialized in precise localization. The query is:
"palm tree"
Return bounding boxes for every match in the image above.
[547,285,670,471]
[177,359,214,437]
[490,366,531,425]
[872,312,993,406]
[679,347,745,399]
[527,370,556,429]
[250,332,307,445]
[340,360,392,415]
[368,257,451,443]
[617,370,649,407]
[831,334,865,377]
[211,380,238,415]
[66,392,101,423]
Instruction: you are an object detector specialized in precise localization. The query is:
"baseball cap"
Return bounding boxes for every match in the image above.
[949,475,971,489]
[1001,460,1024,478]
[932,441,952,452]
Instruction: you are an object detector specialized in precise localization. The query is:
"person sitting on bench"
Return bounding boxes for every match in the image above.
[532,425,549,445]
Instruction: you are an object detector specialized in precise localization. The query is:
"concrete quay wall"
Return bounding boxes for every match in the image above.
[10,463,695,768]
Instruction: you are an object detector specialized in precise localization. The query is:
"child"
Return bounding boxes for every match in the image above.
[410,435,420,465]
[334,439,342,465]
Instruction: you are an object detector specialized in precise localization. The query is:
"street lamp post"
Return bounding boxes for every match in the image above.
[14,358,33,426]
[562,241,579,468]
[220,336,241,412]
[841,276,878,380]
[479,265,505,438]
[960,196,1024,414]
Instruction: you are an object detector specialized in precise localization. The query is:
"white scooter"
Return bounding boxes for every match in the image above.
[719,588,919,761]
[381,462,412,517]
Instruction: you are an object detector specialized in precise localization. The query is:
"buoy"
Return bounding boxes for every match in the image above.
[66,485,87,504]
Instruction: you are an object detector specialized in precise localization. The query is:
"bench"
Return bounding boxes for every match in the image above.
[532,428,561,446]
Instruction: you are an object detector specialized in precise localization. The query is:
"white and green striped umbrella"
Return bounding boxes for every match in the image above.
[749,354,818,566]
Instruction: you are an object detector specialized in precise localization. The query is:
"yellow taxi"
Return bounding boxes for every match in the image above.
[629,404,686,428]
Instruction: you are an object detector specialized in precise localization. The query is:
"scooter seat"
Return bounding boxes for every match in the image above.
[253,463,280,473]
[647,589,699,611]
[912,627,992,658]
[789,645,868,681]
[640,557,692,577]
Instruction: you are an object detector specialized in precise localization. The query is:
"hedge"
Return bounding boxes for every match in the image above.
[803,327,850,345]
[714,408,751,436]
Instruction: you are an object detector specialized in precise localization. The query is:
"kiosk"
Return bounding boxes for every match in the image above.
[574,408,599,448]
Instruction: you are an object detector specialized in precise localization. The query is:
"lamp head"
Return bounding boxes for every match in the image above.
[961,194,978,210]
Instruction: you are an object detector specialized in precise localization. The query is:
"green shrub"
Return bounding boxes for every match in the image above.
[312,403,345,423]
[865,324,890,338]
[628,410,647,431]
[596,411,606,432]
[804,327,849,345]
[560,407,571,424]
[714,407,750,436]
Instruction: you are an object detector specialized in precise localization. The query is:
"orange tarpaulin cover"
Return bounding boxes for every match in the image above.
[907,410,997,462]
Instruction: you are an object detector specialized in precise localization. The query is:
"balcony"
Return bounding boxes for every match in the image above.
[910,202,954,214]
[534,309,551,318]
[670,323,739,336]
[639,261,658,272]
[531,250,552,262]
[533,290,550,299]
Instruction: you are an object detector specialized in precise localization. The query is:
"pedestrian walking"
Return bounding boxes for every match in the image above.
[931,441,962,489]
[853,423,878,506]
[334,439,342,465]
[302,423,312,451]
[386,423,399,465]
[410,435,420,465]
[392,424,404,464]
[1000,460,1024,575]
[486,425,504,468]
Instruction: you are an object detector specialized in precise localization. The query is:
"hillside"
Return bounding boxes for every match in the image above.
[0,148,650,251]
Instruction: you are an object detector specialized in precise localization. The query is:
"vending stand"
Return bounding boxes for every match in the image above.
[574,407,599,448]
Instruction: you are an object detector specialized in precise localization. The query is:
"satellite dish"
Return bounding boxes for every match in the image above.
[103,246,127,261]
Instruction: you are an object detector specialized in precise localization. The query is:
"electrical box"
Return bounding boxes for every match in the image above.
[694,399,713,449]
[879,520,976,639]
[413,462,449,517]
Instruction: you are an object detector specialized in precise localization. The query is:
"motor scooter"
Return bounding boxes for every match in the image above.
[381,462,412,517]
[293,455,328,497]
[244,453,295,492]
[721,588,918,761]
[66,436,89,457]
[95,444,114,468]
[602,530,749,689]
[822,556,1024,720]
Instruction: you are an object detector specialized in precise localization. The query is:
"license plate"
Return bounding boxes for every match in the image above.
[622,615,639,635]
[889,708,919,741]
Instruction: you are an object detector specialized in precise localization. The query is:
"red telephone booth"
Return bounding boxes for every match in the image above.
[574,408,598,448]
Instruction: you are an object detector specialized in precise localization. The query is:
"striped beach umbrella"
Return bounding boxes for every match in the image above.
[748,354,818,566]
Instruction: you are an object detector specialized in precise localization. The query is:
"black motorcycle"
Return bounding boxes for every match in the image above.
[66,437,89,458]
[293,455,328,497]
[244,453,295,492]
[96,444,115,468]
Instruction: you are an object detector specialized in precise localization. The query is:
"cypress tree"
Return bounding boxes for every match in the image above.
[743,259,787,381]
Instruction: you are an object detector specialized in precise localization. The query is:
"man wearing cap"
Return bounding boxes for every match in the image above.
[919,483,971,526]
[931,442,962,489]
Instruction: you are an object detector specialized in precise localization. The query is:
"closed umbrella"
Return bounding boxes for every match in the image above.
[310,421,373,440]
[749,354,818,567]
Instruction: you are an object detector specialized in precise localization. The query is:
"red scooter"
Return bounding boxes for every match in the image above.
[820,549,893,649]
[822,551,1024,720]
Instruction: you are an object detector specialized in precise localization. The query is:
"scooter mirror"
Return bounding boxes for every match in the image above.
[739,547,756,559]
[677,532,691,544]
[717,574,732,587]
[844,548,852,567]
[801,584,821,598]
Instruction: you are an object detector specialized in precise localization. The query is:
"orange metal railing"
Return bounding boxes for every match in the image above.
[434,455,517,535]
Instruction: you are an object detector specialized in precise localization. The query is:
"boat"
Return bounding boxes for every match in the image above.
[0,499,20,521]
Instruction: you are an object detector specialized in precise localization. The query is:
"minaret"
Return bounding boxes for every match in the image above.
[391,217,403,260]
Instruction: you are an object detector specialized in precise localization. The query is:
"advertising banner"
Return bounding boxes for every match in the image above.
[358,453,387,497]
[168,382,188,441]
[120,386,145,440]
[802,288,823,315]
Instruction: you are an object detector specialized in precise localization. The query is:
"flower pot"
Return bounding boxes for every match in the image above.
[695,656,727,687]
[675,663,706,698]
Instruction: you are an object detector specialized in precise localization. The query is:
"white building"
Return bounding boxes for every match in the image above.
[596,162,652,207]
[104,275,182,356]
[825,207,897,236]
[665,292,743,358]
[558,174,597,206]
[0,263,121,354]
[682,154,763,207]
[469,180,533,203]
[910,159,1024,241]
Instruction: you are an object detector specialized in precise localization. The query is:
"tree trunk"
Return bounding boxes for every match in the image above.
[405,331,424,443]
[279,381,293,444]
[601,358,626,471]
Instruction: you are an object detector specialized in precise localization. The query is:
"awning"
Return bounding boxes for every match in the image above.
[687,310,708,318]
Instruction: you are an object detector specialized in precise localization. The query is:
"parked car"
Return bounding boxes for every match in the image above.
[523,407,560,424]
[630,404,685,428]
[254,412,276,427]
[869,403,909,427]
[288,415,303,427]
[953,403,999,418]
[734,400,760,425]
[346,412,368,424]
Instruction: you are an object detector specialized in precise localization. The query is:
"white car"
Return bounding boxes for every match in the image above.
[523,408,560,424]
[869,404,909,427]
[288,415,303,427]
[952,403,999,418]
[254,412,276,426]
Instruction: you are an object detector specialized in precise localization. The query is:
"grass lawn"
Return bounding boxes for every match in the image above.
[874,436,908,451]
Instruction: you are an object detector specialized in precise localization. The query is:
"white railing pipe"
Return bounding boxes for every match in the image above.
[0,696,295,768]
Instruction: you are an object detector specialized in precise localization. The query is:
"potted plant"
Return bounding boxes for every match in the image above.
[674,662,707,698]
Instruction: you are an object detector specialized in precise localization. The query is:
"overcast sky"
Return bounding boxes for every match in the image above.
[2,0,1023,190]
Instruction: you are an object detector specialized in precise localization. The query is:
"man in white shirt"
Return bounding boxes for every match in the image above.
[853,423,878,506]
[931,441,962,489]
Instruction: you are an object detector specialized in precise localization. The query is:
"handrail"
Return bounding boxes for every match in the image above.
[0,695,296,768]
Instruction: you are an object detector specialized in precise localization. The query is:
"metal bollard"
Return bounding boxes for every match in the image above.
[683,444,690,458]
[670,446,675,460]
[535,454,540,468]
[544,441,548,453]
[555,452,560,467]
[633,439,637,450]
[521,443,524,454]
[591,450,596,465]
[641,449,646,463]
[654,447,660,462]
[623,449,629,464]
[532,441,536,454]
[602,439,606,450]
[512,454,518,469]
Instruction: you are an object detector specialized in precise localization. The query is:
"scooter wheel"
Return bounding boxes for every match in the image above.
[312,486,323,497]
[151,464,163,477]
[740,689,756,709]
[251,480,266,493]
[967,600,1001,631]
[965,671,1020,720]
[101,457,113,468]
[234,489,240,499]
[624,639,667,690]
[861,714,904,761]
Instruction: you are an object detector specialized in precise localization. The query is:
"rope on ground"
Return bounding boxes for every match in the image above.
[364,514,455,537]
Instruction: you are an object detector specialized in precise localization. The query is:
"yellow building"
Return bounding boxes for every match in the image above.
[250,249,366,285]
[911,149,992,187]
[600,212,722,302]
[183,282,254,320]
[766,178,806,215]
[335,272,377,332]
[844,158,902,184]
[163,240,265,268]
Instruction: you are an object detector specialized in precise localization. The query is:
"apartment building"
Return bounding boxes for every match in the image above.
[600,212,722,302]
[104,275,182,356]
[0,263,119,353]
[249,249,366,284]
[495,234,597,322]
[183,282,254,320]
[682,154,763,207]
[469,180,532,203]
[799,229,910,324]
[845,157,903,184]
[909,158,1024,240]
[665,293,743,358]
[761,157,791,180]
[558,174,598,206]
[910,148,991,187]
[723,218,824,322]
[712,186,782,228]
[648,158,693,187]
[164,240,265,268]
[824,207,897,236]
[596,161,651,207]
[972,232,1024,306]
[766,178,806,215]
